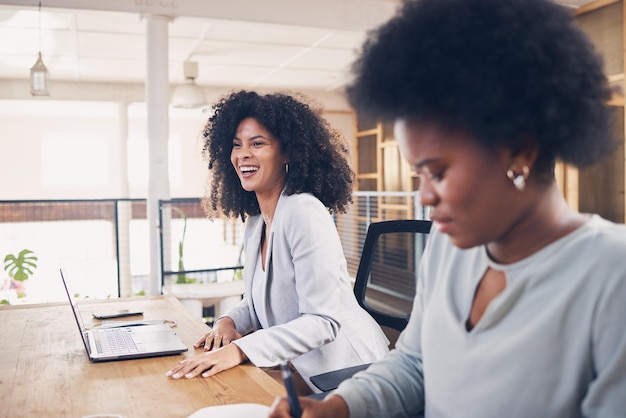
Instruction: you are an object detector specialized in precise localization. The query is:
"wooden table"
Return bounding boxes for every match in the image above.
[0,295,285,418]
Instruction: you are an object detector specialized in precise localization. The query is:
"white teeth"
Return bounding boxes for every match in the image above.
[240,166,258,173]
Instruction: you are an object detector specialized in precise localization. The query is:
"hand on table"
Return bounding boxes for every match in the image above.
[268,394,349,418]
[194,316,242,351]
[165,343,247,379]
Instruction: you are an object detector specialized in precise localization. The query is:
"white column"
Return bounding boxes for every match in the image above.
[116,101,133,298]
[145,14,172,296]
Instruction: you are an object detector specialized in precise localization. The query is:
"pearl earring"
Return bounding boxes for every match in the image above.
[506,166,529,191]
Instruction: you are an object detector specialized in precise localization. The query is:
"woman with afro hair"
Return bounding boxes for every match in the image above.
[166,90,389,394]
[270,0,626,416]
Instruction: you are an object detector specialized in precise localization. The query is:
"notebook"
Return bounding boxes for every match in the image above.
[60,268,188,362]
[187,404,270,418]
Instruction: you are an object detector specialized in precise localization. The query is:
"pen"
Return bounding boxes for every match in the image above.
[280,362,302,418]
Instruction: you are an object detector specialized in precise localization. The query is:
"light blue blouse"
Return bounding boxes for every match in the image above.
[335,215,626,417]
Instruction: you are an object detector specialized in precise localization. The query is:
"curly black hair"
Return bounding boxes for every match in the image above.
[347,0,616,175]
[201,90,354,220]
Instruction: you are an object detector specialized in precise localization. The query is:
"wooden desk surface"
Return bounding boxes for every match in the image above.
[0,295,285,418]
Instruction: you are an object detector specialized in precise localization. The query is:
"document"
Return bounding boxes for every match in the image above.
[187,403,270,418]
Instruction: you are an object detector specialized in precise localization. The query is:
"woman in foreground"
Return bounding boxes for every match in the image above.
[270,0,626,416]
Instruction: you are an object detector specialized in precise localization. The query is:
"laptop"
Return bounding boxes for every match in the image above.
[60,268,188,362]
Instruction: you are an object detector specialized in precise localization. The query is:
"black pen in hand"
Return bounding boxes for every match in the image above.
[280,362,302,418]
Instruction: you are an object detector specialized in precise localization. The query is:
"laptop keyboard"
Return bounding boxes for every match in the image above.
[94,328,145,355]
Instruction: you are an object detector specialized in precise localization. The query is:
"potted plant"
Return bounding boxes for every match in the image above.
[2,249,38,304]
[171,206,195,284]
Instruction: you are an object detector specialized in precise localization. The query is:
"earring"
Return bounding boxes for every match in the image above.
[506,166,529,191]
[285,163,289,174]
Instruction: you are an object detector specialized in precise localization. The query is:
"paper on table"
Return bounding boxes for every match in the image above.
[187,403,270,418]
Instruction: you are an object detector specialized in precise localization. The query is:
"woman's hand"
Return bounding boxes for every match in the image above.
[194,316,242,351]
[165,343,247,379]
[268,394,350,418]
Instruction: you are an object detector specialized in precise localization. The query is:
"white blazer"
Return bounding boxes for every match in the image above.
[226,192,389,390]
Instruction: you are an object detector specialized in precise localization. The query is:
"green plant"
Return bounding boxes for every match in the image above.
[2,249,38,302]
[3,249,38,282]
[171,207,195,284]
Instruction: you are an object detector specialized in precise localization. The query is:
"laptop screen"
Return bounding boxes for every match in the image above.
[59,267,91,353]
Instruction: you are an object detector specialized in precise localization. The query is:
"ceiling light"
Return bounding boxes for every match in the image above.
[171,61,206,109]
[30,2,49,96]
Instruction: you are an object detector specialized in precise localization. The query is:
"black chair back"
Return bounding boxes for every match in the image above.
[353,219,432,332]
[309,219,433,393]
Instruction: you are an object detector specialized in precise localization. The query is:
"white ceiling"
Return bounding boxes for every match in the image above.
[0,0,598,94]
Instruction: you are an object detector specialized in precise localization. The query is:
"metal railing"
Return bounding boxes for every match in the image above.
[0,198,145,304]
[158,198,245,286]
[0,191,423,304]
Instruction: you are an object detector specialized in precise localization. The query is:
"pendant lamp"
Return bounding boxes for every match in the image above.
[171,61,206,109]
[30,2,49,96]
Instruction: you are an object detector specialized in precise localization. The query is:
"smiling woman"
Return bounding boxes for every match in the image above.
[164,90,389,394]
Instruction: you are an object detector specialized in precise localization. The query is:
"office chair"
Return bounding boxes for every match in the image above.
[353,219,432,334]
[309,219,432,393]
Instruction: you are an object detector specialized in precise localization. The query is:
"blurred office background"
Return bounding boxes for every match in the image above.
[0,0,623,307]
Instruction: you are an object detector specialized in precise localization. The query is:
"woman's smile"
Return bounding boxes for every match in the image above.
[239,164,259,178]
